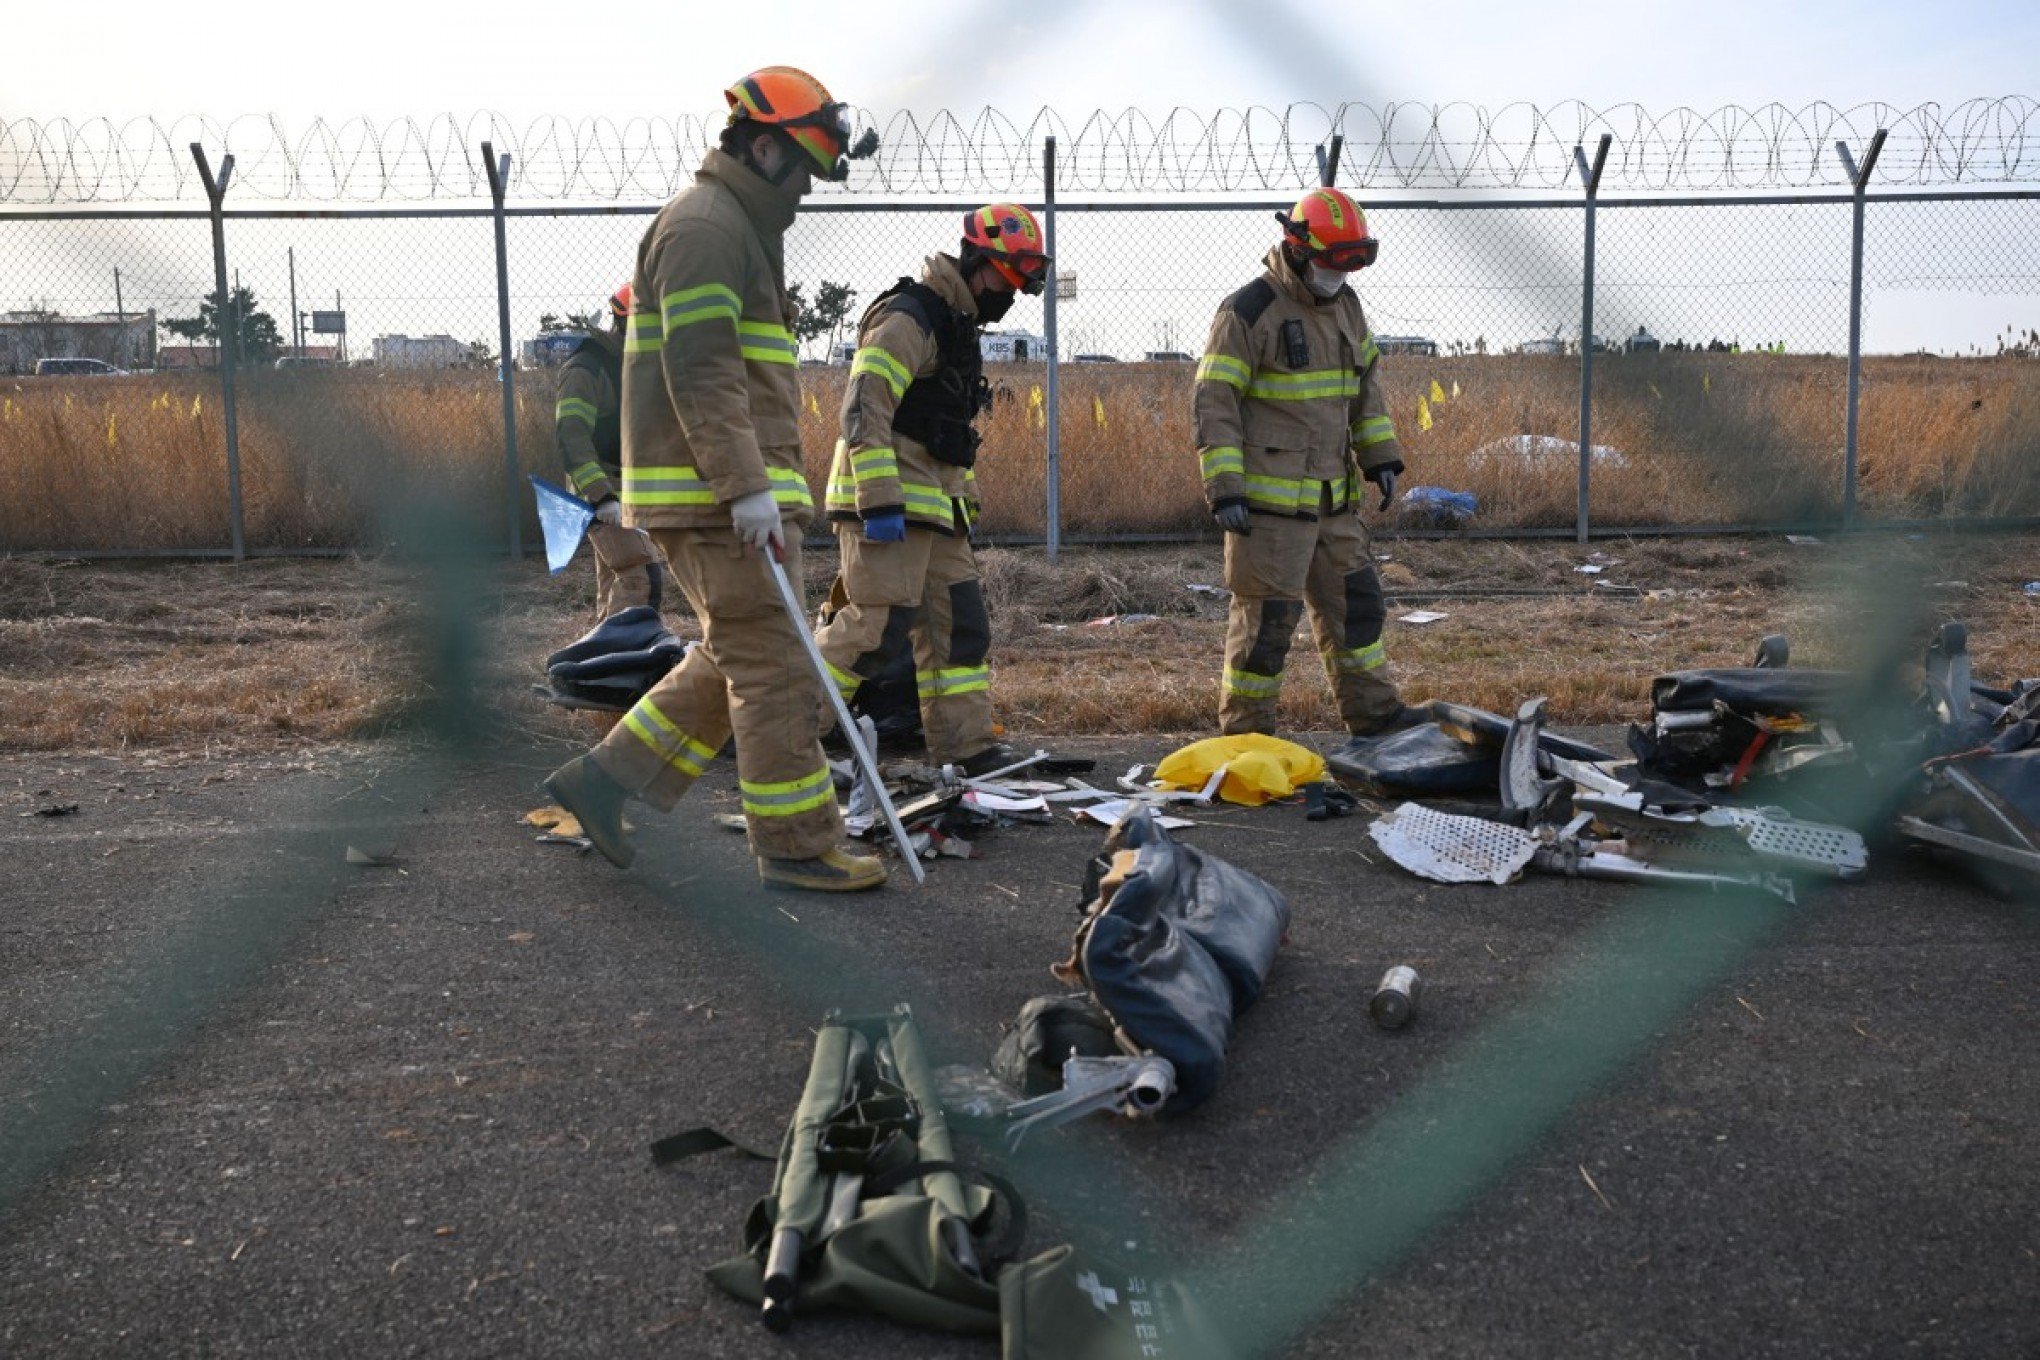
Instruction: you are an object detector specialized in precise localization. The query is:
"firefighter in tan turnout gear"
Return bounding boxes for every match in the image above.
[1194,187,1422,738]
[812,203,1050,773]
[543,66,886,892]
[554,284,662,618]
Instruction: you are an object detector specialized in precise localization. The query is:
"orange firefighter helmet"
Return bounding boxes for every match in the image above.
[723,66,879,182]
[1276,187,1379,271]
[961,202,1052,294]
[609,284,632,319]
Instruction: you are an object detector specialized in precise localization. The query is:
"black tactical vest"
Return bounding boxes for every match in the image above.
[563,336,623,466]
[875,278,988,468]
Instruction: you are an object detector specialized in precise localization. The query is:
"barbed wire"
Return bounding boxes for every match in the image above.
[4,99,2037,204]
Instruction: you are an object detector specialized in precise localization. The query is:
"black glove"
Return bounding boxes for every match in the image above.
[1365,464,1402,512]
[1213,501,1251,535]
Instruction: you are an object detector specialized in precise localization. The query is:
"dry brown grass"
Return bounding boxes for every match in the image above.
[2,354,2034,552]
[4,535,2031,758]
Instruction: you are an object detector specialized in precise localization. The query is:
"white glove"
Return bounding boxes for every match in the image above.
[592,497,622,525]
[729,488,784,555]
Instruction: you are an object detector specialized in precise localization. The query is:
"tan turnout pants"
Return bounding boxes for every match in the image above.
[591,522,842,861]
[587,521,661,619]
[1220,489,1401,736]
[814,525,995,764]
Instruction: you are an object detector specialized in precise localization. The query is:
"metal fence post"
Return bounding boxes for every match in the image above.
[1573,134,1611,545]
[1315,134,1345,188]
[190,144,245,561]
[1836,128,1887,528]
[482,141,521,559]
[1041,136,1061,562]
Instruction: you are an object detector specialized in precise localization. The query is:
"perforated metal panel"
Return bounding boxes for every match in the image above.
[1368,804,1539,886]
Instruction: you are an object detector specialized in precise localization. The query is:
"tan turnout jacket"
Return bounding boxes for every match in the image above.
[619,149,813,531]
[553,328,621,504]
[825,253,981,534]
[1193,247,1404,517]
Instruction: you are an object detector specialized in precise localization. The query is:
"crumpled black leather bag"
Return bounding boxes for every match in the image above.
[1055,808,1289,1114]
[544,605,688,709]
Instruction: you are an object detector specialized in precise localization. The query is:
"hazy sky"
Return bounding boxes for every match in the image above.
[6,0,2035,357]
[6,0,2037,121]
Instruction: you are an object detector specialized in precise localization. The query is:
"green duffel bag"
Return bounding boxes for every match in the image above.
[701,1005,1015,1335]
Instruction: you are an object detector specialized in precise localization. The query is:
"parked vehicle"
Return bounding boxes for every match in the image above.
[34,357,128,376]
[1072,352,1119,363]
[273,355,335,370]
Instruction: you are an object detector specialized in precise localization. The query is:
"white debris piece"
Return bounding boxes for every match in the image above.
[1367,803,1538,885]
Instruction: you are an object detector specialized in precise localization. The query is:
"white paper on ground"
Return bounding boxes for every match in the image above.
[1398,610,1449,625]
[1077,798,1195,830]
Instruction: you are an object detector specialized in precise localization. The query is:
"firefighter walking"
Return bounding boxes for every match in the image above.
[1193,187,1421,738]
[554,285,662,618]
[544,65,886,891]
[812,203,1050,773]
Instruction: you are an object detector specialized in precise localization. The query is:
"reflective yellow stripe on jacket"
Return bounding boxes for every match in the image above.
[1246,369,1360,402]
[850,346,913,398]
[626,464,815,512]
[1196,353,1250,389]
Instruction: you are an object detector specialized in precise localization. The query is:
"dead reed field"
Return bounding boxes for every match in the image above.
[2,535,2031,758]
[0,354,2035,552]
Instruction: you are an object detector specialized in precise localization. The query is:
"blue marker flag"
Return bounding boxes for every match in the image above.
[530,475,596,573]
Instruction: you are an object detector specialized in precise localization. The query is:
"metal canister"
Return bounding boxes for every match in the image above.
[1370,965,1422,1030]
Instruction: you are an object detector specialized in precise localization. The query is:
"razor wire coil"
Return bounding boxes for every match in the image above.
[4,99,2039,204]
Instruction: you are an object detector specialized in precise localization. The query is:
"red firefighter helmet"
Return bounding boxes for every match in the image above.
[723,66,879,182]
[609,284,633,319]
[961,202,1052,294]
[1277,187,1379,271]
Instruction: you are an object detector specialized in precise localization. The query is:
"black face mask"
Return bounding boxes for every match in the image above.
[974,287,1016,324]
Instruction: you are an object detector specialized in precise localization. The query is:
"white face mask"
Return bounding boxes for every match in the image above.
[1306,262,1348,298]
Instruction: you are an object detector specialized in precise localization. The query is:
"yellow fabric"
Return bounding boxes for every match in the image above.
[1153,734,1328,806]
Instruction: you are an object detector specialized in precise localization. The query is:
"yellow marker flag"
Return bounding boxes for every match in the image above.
[1430,379,1446,404]
[1451,380,1462,399]
[1650,383,1663,400]
[1417,397,1433,432]
[1702,372,1712,394]
[1093,394,1107,428]
[191,393,204,418]
[107,412,118,448]
[805,391,819,416]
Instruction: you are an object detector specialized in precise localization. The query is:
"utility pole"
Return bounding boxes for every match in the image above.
[288,247,300,358]
[113,268,126,367]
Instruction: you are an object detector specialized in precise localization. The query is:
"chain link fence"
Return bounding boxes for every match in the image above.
[4,169,2037,555]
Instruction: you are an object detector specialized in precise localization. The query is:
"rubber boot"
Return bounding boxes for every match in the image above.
[543,754,636,869]
[955,742,1023,778]
[757,846,888,893]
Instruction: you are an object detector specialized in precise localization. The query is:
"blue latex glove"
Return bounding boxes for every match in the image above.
[863,509,907,543]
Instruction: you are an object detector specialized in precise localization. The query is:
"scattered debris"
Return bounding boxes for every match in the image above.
[1574,563,1606,575]
[345,844,397,867]
[1784,534,1823,546]
[1185,583,1230,599]
[1397,609,1449,625]
[1082,613,1161,627]
[1370,965,1422,1030]
[1397,487,1478,526]
[27,803,79,818]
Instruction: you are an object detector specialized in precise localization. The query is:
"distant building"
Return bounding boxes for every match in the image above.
[1376,334,1438,356]
[0,309,157,374]
[1516,337,1567,355]
[1625,326,1661,354]
[372,333,467,369]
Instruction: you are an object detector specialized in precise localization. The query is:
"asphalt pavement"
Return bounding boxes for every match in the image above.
[1,735,2034,1358]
